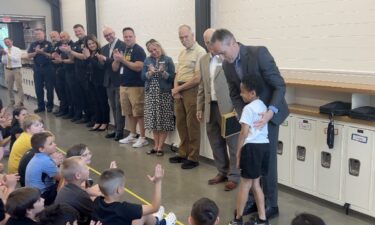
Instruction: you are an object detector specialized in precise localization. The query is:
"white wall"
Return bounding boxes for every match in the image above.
[61,0,86,41]
[96,0,195,61]
[212,0,375,74]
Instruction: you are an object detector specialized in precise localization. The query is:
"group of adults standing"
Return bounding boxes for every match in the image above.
[3,23,289,221]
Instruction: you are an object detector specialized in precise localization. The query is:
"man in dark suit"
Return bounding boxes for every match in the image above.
[211,29,289,221]
[96,27,126,141]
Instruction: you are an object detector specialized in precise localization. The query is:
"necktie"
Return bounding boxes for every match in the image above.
[109,40,116,57]
[235,58,243,80]
[7,48,12,68]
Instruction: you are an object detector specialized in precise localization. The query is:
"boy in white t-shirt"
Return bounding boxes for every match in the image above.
[230,75,270,225]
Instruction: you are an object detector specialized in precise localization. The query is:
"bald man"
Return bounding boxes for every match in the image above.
[97,27,126,141]
[53,32,77,120]
[50,31,68,116]
[169,25,206,169]
[196,28,240,190]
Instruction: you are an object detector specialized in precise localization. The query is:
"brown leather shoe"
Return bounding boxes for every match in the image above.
[224,181,238,191]
[208,174,228,185]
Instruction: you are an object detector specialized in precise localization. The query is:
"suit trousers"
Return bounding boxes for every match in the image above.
[175,86,200,162]
[106,86,125,135]
[5,68,24,105]
[263,122,279,207]
[206,102,240,182]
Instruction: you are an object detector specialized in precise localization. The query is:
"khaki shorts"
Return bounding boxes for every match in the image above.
[120,87,145,117]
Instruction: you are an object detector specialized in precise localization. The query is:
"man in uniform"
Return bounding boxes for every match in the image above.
[54,32,76,120]
[27,29,54,113]
[50,31,68,116]
[60,24,92,125]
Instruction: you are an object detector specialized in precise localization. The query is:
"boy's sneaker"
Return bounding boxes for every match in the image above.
[245,218,269,225]
[164,212,177,225]
[229,219,243,225]
[132,137,149,148]
[119,134,137,144]
[154,206,165,221]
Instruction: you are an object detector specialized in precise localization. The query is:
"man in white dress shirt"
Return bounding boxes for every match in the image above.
[1,38,24,106]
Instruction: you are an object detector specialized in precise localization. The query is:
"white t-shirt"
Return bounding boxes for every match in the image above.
[239,99,269,144]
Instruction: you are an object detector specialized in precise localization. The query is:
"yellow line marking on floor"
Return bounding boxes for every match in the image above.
[57,147,184,225]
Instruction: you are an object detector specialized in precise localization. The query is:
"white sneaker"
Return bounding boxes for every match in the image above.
[132,137,149,148]
[153,206,165,221]
[164,212,177,225]
[119,134,137,144]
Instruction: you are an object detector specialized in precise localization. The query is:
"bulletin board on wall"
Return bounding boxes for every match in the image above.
[212,0,375,75]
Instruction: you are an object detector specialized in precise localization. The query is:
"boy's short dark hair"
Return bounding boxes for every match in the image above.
[38,203,79,225]
[66,144,87,158]
[5,187,41,218]
[122,27,135,34]
[191,198,219,225]
[60,156,84,182]
[73,24,85,30]
[99,168,125,196]
[241,75,264,96]
[31,131,54,151]
[291,213,326,225]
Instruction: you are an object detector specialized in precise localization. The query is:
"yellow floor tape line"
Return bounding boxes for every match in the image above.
[57,147,184,225]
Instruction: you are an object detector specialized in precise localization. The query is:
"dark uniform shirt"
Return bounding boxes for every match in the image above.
[27,40,53,66]
[51,41,63,68]
[58,40,75,72]
[73,37,88,74]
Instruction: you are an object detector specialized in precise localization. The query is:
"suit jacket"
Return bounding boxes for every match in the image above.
[101,39,126,88]
[222,44,289,125]
[197,53,234,123]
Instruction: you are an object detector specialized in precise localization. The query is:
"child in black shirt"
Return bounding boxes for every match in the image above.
[92,165,176,225]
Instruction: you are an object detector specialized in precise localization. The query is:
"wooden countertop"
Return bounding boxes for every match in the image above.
[289,104,375,127]
[285,78,375,95]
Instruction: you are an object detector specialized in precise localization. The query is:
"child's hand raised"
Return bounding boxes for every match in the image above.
[147,164,164,183]
[109,161,117,168]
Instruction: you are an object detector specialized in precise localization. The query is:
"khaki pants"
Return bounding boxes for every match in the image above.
[5,68,24,105]
[175,86,200,162]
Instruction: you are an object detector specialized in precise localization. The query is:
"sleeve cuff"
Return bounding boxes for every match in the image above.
[269,105,279,114]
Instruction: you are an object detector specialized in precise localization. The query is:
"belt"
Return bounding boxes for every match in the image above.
[6,67,21,70]
[211,101,218,104]
[177,81,186,85]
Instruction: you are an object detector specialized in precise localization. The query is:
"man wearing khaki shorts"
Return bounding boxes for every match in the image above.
[1,38,24,106]
[112,27,147,148]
